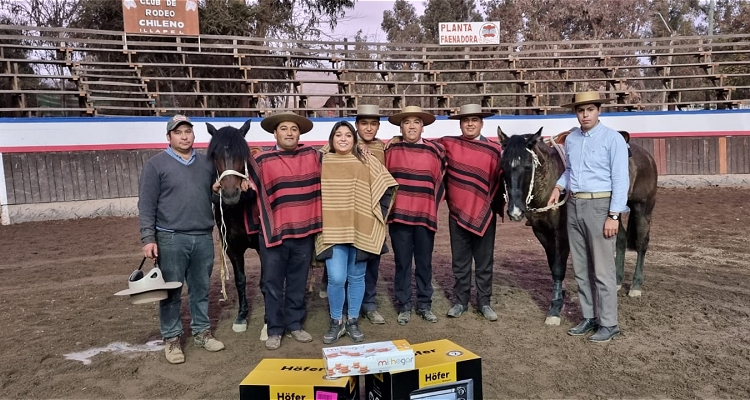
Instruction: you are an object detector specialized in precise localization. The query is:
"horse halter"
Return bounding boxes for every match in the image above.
[512,140,569,214]
[216,162,249,183]
[214,161,249,302]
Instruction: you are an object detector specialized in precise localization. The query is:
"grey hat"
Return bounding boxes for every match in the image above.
[353,104,385,118]
[448,104,494,120]
[388,105,436,126]
[166,114,193,132]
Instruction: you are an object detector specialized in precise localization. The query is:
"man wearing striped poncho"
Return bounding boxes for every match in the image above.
[385,106,447,326]
[248,112,322,351]
[440,104,504,322]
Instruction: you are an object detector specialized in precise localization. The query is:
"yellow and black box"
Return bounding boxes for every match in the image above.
[364,339,482,400]
[239,358,359,400]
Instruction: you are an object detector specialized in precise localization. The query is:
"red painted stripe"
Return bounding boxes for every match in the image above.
[630,130,750,138]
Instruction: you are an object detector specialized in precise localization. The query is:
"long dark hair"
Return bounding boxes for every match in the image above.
[328,120,365,162]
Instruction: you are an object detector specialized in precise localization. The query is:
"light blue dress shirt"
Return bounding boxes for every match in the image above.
[165,145,196,165]
[556,122,630,213]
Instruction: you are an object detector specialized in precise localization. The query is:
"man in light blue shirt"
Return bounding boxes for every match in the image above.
[547,91,629,343]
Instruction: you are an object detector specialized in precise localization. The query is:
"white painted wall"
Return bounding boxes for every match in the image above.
[1,110,749,152]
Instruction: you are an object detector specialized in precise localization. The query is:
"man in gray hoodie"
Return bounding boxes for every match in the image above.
[138,114,224,364]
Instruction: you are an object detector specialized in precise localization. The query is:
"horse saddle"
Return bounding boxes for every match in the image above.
[551,130,632,158]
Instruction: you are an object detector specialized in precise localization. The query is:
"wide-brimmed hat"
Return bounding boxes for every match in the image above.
[115,259,182,305]
[388,106,436,126]
[561,91,613,108]
[166,114,193,132]
[448,104,494,120]
[352,104,385,119]
[260,112,314,134]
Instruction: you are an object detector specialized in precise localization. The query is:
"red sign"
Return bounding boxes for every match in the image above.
[122,0,200,36]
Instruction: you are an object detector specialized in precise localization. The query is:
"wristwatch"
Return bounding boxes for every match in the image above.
[608,214,620,221]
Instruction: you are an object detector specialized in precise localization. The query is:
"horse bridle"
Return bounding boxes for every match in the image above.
[214,161,249,301]
[507,140,569,214]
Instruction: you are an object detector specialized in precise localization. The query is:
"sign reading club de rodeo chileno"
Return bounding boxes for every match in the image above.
[439,21,500,45]
[122,0,199,36]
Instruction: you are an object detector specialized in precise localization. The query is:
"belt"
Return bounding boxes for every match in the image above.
[572,191,611,199]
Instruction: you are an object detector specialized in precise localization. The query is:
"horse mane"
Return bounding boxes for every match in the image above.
[207,126,250,162]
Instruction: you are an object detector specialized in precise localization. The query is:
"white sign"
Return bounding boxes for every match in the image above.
[439,21,500,45]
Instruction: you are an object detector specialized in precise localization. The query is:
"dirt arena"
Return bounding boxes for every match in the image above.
[1,187,749,399]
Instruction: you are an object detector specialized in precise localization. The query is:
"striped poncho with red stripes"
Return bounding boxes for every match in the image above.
[248,145,323,248]
[385,140,447,232]
[438,136,503,236]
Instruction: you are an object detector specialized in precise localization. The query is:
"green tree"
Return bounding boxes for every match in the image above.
[381,0,425,44]
[421,0,482,44]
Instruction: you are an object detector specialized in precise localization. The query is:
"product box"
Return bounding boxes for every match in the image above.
[239,358,359,400]
[322,339,415,378]
[365,339,482,400]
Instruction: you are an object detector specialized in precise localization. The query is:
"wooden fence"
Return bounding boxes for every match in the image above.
[3,135,750,207]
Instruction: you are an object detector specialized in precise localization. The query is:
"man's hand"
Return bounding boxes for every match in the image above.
[384,136,402,150]
[357,143,373,157]
[241,179,255,192]
[143,243,158,260]
[604,218,619,238]
[212,181,221,193]
[547,187,561,208]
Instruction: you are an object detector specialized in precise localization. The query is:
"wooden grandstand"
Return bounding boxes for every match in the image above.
[2,24,750,117]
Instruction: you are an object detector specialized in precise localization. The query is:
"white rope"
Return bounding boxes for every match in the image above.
[215,161,249,302]
[526,140,570,213]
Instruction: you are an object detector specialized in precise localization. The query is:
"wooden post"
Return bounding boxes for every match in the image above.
[718,136,727,174]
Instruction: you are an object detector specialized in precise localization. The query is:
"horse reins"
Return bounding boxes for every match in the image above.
[215,162,249,302]
[524,139,570,214]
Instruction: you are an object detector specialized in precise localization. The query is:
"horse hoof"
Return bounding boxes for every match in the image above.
[259,324,268,341]
[232,322,247,333]
[628,289,642,297]
[616,284,622,291]
[544,316,561,326]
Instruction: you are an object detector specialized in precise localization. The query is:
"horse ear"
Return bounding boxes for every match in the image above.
[497,127,510,146]
[618,130,630,144]
[206,123,217,136]
[526,127,543,147]
[239,120,252,137]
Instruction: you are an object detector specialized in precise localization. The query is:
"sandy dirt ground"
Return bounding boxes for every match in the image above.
[1,187,749,399]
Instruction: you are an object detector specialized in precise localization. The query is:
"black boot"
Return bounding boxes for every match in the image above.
[346,318,365,342]
[567,318,599,336]
[323,319,345,344]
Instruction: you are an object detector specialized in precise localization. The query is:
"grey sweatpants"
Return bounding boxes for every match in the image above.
[567,197,618,327]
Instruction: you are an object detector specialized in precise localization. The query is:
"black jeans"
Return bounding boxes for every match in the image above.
[449,216,496,308]
[258,234,313,336]
[389,223,435,312]
[360,254,382,312]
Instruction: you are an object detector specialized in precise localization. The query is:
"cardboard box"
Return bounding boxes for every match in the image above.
[322,339,415,378]
[365,339,482,400]
[239,358,359,400]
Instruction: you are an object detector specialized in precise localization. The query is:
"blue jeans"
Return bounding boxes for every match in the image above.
[326,244,366,321]
[156,231,214,339]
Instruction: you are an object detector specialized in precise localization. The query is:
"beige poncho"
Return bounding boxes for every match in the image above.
[315,153,397,257]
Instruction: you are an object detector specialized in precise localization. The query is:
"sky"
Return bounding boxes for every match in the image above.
[323,0,426,42]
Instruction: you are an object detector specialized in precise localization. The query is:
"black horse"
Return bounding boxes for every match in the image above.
[206,120,260,333]
[498,127,658,325]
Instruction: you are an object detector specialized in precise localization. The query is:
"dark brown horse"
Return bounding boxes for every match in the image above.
[498,127,658,325]
[206,120,261,333]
